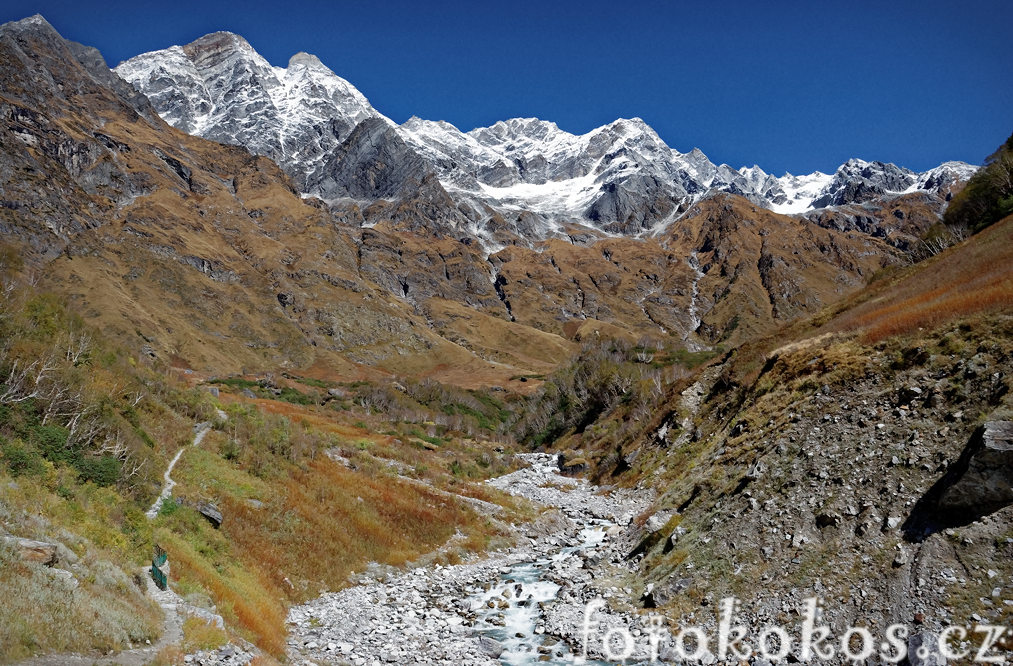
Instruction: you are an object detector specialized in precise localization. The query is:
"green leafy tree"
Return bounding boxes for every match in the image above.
[945,132,1013,233]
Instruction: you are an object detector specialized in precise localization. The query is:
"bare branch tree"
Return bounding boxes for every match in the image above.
[62,332,91,365]
[0,353,57,405]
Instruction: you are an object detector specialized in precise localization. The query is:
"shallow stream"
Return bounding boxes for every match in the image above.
[470,523,614,665]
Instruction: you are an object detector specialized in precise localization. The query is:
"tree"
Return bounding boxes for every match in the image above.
[944,132,1013,233]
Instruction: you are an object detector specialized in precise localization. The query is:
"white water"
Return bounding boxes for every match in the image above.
[686,251,703,336]
[469,523,613,665]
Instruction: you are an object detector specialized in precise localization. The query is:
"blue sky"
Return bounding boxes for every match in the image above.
[3,0,1011,175]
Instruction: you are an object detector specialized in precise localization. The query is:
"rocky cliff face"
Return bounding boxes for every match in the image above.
[629,334,1013,644]
[0,14,158,258]
[311,117,437,201]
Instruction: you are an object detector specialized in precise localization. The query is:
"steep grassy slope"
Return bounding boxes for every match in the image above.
[0,278,531,661]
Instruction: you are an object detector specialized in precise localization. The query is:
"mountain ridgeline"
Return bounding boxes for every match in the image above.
[0,14,983,390]
[114,31,977,234]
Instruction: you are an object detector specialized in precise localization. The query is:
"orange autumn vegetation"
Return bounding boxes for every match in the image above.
[158,396,515,658]
[160,453,490,657]
[158,530,288,657]
[223,457,477,593]
[830,215,1013,342]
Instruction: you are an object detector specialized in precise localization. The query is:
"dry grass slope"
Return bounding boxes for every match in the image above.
[829,214,1013,342]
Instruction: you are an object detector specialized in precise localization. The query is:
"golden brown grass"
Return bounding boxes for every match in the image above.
[149,645,185,666]
[228,456,476,582]
[180,616,228,652]
[164,410,508,657]
[158,529,288,657]
[829,215,1013,343]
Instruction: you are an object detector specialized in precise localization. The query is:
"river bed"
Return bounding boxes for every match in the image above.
[286,454,655,665]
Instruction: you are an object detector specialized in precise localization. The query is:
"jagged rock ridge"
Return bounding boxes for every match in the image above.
[115,34,978,238]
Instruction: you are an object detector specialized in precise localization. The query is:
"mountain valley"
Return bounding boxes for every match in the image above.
[0,12,1011,666]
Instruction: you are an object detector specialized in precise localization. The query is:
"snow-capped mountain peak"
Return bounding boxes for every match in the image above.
[115,34,387,192]
[116,30,979,236]
[287,51,325,69]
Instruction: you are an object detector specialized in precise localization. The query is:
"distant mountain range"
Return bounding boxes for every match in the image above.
[115,31,977,242]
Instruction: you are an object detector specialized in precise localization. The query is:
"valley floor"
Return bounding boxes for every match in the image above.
[286,454,659,665]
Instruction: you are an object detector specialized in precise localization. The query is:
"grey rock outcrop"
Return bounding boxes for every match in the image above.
[937,421,1013,516]
[811,159,918,208]
[3,536,59,566]
[197,501,223,529]
[310,118,435,201]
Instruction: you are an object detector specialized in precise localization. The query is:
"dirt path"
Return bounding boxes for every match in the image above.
[19,414,234,666]
[145,421,213,519]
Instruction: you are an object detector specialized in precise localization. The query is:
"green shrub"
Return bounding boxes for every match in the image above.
[30,424,71,464]
[76,455,122,486]
[209,377,260,389]
[158,496,181,518]
[2,439,44,477]
[276,387,317,405]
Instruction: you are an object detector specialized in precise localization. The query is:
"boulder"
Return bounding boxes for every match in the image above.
[907,632,946,666]
[524,508,576,539]
[668,525,687,548]
[4,537,58,566]
[477,636,504,658]
[197,501,223,529]
[557,452,589,476]
[936,421,1013,516]
[815,512,842,529]
[645,510,675,533]
[642,576,691,608]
